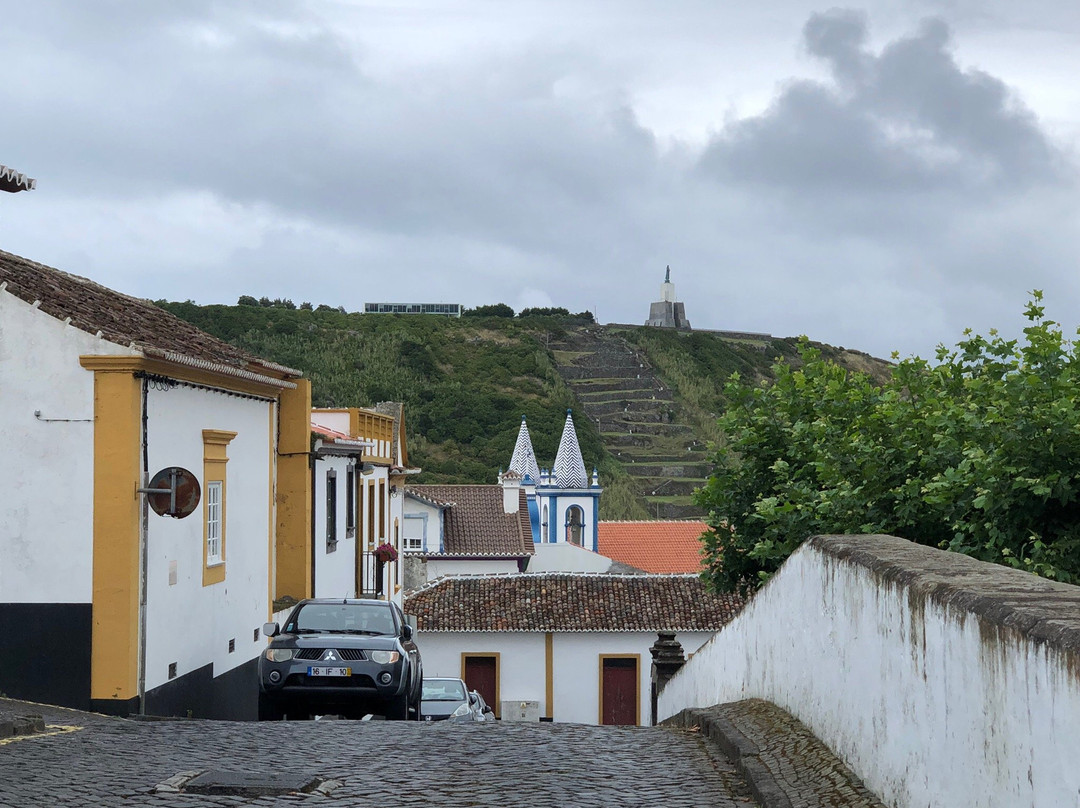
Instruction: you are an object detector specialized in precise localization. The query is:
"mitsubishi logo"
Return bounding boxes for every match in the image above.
[322,649,339,662]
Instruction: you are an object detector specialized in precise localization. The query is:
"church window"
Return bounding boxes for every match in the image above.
[566,506,584,546]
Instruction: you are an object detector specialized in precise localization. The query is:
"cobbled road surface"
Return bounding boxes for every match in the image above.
[0,701,758,807]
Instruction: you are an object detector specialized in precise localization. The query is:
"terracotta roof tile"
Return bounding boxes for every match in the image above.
[405,573,743,632]
[0,248,301,379]
[598,521,708,574]
[407,484,534,557]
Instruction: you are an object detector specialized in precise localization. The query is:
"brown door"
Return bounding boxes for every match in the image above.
[464,656,498,717]
[601,657,638,725]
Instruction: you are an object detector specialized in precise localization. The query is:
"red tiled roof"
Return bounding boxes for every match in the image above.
[598,521,708,574]
[312,424,351,440]
[407,485,533,558]
[0,248,301,381]
[405,573,744,632]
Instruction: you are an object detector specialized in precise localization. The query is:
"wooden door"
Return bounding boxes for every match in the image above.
[601,657,638,725]
[464,655,498,717]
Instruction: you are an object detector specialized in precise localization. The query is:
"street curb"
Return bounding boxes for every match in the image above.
[664,707,793,808]
[0,714,46,739]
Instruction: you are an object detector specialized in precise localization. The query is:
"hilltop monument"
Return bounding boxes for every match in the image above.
[645,265,691,329]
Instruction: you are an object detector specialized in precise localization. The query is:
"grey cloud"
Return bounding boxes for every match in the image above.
[4,2,1080,364]
[700,9,1065,193]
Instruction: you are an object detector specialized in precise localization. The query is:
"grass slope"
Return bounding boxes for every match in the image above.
[156,301,890,519]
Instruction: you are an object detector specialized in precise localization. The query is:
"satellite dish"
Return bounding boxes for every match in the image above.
[143,467,201,518]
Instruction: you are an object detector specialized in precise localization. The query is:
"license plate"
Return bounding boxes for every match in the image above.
[307,667,351,677]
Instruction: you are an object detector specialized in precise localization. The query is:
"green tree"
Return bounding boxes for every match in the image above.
[465,303,515,318]
[698,293,1080,595]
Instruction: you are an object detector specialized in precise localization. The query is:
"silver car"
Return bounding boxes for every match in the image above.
[421,677,485,722]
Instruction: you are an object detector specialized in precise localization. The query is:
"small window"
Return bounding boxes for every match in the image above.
[326,469,338,549]
[403,515,424,552]
[346,466,356,538]
[566,505,584,546]
[206,481,223,564]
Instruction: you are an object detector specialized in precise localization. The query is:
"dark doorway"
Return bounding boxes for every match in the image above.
[463,655,499,718]
[601,656,638,725]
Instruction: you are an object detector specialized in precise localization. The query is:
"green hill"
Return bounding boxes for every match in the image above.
[155,300,890,519]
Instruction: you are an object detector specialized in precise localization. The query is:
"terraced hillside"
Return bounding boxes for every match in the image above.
[552,329,710,518]
[157,299,891,520]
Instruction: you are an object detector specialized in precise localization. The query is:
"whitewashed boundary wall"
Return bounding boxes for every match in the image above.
[658,534,1080,808]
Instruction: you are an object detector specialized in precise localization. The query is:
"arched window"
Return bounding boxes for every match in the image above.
[542,504,549,542]
[566,506,584,546]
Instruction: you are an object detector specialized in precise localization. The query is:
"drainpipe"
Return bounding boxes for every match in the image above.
[138,376,149,715]
[310,451,317,598]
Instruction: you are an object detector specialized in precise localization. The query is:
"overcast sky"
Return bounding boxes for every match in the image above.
[3,1,1080,360]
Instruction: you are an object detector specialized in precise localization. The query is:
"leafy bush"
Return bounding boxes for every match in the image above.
[465,303,515,318]
[698,293,1080,594]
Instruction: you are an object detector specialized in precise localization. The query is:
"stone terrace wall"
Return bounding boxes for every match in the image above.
[658,534,1080,808]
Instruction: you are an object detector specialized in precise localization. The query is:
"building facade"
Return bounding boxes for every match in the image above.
[406,573,741,725]
[0,248,306,718]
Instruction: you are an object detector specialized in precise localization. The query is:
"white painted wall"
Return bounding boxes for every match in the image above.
[402,496,441,552]
[313,454,357,598]
[416,629,714,725]
[658,539,1080,808]
[527,543,613,573]
[310,410,350,435]
[554,631,713,725]
[418,631,545,705]
[425,559,520,579]
[0,292,133,604]
[143,384,274,691]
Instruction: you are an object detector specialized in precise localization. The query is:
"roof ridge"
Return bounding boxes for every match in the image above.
[0,248,302,379]
[599,519,708,524]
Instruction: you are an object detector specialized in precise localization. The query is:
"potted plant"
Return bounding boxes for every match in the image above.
[374,542,398,564]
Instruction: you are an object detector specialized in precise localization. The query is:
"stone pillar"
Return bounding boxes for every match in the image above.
[649,631,686,726]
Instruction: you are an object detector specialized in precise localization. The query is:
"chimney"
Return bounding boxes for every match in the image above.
[502,471,521,513]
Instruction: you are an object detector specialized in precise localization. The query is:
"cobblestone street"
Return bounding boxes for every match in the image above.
[0,700,759,807]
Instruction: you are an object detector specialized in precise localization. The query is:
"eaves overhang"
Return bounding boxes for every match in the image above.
[80,353,297,399]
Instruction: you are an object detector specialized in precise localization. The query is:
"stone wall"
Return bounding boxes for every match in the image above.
[658,534,1080,808]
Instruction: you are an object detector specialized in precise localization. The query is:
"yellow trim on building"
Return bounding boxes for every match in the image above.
[267,402,276,619]
[79,355,291,398]
[88,367,142,705]
[275,379,312,601]
[545,633,554,719]
[202,430,236,587]
[598,654,641,726]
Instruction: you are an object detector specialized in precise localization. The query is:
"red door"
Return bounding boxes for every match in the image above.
[601,657,638,725]
[464,656,498,717]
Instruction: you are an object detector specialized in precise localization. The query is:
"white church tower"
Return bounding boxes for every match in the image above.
[501,411,602,549]
[537,410,602,550]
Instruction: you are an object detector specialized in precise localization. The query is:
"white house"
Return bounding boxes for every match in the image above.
[307,405,418,607]
[405,572,742,725]
[310,422,371,599]
[0,248,308,719]
[402,484,534,584]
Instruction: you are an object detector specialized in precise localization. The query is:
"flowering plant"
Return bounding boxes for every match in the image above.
[374,542,398,563]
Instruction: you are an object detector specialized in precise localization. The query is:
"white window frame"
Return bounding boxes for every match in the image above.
[206,480,223,565]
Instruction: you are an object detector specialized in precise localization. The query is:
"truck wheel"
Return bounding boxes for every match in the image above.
[258,695,284,721]
[383,694,409,721]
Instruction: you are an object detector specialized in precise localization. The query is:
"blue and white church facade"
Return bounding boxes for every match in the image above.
[501,411,602,551]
